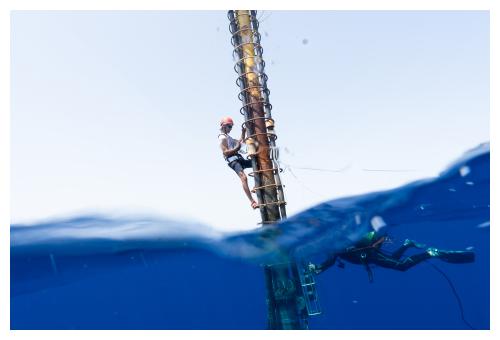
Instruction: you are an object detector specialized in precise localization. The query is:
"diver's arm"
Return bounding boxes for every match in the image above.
[311,255,338,275]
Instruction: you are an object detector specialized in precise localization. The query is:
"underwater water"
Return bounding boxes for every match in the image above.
[11,143,489,330]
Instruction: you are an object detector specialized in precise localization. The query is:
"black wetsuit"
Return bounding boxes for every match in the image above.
[315,232,474,280]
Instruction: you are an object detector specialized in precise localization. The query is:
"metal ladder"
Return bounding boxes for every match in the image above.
[298,264,322,316]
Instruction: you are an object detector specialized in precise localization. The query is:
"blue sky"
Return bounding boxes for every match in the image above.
[11,11,489,231]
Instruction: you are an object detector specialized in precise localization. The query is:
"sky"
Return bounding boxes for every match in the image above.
[10,10,489,231]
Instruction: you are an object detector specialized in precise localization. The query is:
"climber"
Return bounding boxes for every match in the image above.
[219,116,258,209]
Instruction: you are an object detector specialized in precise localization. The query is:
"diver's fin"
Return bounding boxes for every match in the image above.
[439,250,475,263]
[427,248,475,263]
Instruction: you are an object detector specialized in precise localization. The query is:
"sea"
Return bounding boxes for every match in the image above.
[10,143,490,330]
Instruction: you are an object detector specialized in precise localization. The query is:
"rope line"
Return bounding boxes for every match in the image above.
[425,261,475,330]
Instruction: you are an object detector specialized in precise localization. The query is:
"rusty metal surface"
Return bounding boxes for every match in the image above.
[228,10,308,330]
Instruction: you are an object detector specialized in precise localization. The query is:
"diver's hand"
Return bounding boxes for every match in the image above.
[232,141,241,152]
[308,263,321,275]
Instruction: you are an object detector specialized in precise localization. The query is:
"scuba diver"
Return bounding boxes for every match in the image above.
[308,231,475,282]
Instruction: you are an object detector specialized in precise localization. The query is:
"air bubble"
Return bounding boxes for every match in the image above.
[477,221,490,228]
[370,216,386,231]
[355,214,361,225]
[459,166,470,177]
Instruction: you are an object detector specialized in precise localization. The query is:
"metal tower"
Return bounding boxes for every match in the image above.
[228,10,320,330]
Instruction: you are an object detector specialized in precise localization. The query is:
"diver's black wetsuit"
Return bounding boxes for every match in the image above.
[314,231,475,277]
[337,241,429,271]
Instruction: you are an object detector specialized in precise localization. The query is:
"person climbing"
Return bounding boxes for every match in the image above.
[219,116,258,209]
[308,230,475,282]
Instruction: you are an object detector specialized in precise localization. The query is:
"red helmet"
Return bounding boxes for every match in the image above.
[220,116,234,127]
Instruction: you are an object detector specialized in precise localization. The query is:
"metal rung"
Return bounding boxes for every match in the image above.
[252,183,283,193]
[240,115,273,128]
[256,200,287,208]
[244,132,277,143]
[249,167,282,177]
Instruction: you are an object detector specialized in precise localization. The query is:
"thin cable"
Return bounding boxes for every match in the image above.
[281,162,351,173]
[281,147,417,174]
[259,11,273,23]
[257,10,265,21]
[284,166,324,198]
[362,168,417,172]
[375,248,475,329]
[425,261,475,330]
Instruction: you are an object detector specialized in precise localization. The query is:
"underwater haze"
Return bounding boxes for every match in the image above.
[10,143,489,329]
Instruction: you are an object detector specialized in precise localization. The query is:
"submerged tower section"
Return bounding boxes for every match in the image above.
[228,10,317,330]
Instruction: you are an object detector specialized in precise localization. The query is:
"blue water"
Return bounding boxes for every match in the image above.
[11,143,490,329]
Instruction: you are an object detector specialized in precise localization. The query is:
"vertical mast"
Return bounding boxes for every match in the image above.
[228,10,308,330]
